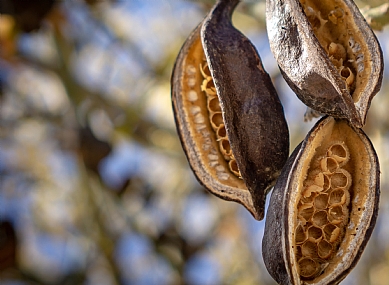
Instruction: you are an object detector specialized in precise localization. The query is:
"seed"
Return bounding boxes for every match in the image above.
[312,210,329,227]
[327,141,350,166]
[296,224,308,244]
[298,257,320,279]
[307,226,323,243]
[302,240,320,258]
[314,194,329,211]
[318,239,333,259]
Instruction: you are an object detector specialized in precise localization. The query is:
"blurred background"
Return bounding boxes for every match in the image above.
[1,0,389,284]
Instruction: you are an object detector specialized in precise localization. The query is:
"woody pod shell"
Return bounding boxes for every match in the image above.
[262,116,380,285]
[171,0,289,220]
[266,0,383,127]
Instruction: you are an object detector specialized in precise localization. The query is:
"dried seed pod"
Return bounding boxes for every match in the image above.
[263,116,379,284]
[171,0,289,220]
[266,0,383,127]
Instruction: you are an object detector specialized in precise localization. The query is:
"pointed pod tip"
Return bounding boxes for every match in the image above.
[349,114,364,129]
[248,207,264,221]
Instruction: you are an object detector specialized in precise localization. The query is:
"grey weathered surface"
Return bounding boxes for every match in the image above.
[266,0,383,127]
[262,116,380,285]
[202,0,290,219]
[263,144,302,285]
[171,21,260,219]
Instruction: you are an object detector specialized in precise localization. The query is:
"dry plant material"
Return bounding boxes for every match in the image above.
[262,116,380,285]
[171,0,289,220]
[199,61,241,177]
[266,0,383,127]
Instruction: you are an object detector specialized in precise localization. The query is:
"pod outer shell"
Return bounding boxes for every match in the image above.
[266,0,383,127]
[202,0,290,216]
[262,116,380,285]
[263,143,302,285]
[171,21,261,219]
[172,0,289,220]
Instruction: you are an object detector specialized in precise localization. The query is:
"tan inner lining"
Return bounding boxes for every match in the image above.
[182,33,245,187]
[290,118,371,282]
[300,0,371,103]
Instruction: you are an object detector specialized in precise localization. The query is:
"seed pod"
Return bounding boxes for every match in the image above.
[171,0,289,220]
[266,0,383,127]
[262,116,379,284]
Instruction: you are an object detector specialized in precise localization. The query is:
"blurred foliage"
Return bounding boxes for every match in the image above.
[0,1,389,285]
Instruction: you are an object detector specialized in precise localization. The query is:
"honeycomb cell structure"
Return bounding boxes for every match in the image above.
[300,0,365,96]
[200,61,242,178]
[295,142,351,279]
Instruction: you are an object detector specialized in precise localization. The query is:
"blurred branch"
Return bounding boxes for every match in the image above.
[78,162,122,285]
[361,3,389,30]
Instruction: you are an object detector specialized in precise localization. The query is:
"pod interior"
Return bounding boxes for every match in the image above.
[287,118,376,283]
[176,28,245,188]
[299,0,373,103]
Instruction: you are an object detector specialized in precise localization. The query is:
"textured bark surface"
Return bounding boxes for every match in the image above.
[266,0,383,127]
[202,0,289,217]
[263,144,302,285]
[171,0,289,220]
[171,22,258,219]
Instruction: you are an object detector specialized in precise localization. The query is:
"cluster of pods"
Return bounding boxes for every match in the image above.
[171,0,383,284]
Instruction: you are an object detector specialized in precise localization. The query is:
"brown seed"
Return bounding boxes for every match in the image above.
[307,226,323,243]
[318,239,333,259]
[314,192,329,209]
[323,223,341,243]
[266,0,383,127]
[301,240,319,258]
[330,169,352,191]
[298,204,315,223]
[171,0,289,220]
[329,189,350,207]
[296,224,308,244]
[320,157,339,174]
[263,116,380,284]
[327,141,350,166]
[298,257,321,279]
[312,210,329,227]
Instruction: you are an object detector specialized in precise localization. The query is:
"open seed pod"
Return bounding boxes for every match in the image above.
[171,0,289,220]
[262,116,379,284]
[266,0,383,127]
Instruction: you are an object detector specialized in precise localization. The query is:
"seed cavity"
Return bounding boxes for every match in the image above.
[298,257,320,279]
[188,90,198,102]
[295,141,351,279]
[200,61,242,178]
[300,0,366,97]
